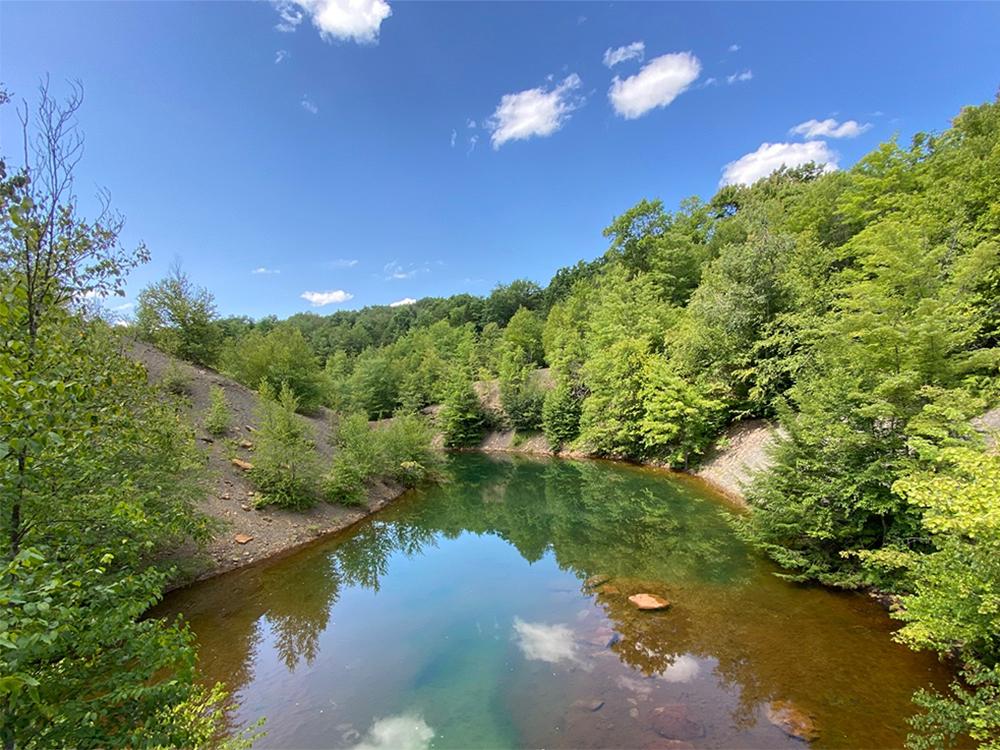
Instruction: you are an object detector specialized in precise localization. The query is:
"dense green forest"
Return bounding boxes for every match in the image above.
[3,75,998,749]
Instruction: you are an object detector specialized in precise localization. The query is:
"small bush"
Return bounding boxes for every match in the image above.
[162,360,193,396]
[439,379,485,448]
[249,383,320,509]
[323,412,441,504]
[203,386,231,436]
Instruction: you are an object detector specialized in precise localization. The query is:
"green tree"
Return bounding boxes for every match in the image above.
[221,325,325,413]
[249,383,320,509]
[541,380,582,450]
[203,385,231,436]
[135,263,221,366]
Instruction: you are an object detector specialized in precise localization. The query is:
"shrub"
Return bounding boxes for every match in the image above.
[135,264,221,366]
[203,386,231,436]
[162,360,193,396]
[439,377,485,448]
[249,383,320,509]
[542,381,582,449]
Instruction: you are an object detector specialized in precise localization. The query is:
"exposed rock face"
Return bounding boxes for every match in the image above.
[694,419,782,505]
[765,700,819,742]
[649,705,705,741]
[628,593,671,611]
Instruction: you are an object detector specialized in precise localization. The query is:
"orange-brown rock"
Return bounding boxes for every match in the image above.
[234,533,254,545]
[765,700,819,742]
[231,458,253,471]
[629,593,671,611]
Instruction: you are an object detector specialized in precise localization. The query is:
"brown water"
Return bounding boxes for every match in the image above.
[158,453,953,749]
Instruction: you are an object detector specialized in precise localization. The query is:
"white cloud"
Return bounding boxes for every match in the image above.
[720,141,838,186]
[350,714,434,750]
[608,52,701,119]
[513,618,579,664]
[789,117,871,139]
[110,301,134,312]
[726,69,753,84]
[657,654,701,683]
[301,95,319,114]
[603,41,645,68]
[488,74,583,149]
[383,260,429,280]
[466,118,477,129]
[273,0,391,44]
[301,289,354,306]
[389,297,417,307]
[251,267,280,275]
[275,49,289,64]
[450,129,457,148]
[728,43,741,52]
[329,258,359,268]
[467,134,479,154]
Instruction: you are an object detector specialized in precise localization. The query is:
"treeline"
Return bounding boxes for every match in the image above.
[137,95,1000,747]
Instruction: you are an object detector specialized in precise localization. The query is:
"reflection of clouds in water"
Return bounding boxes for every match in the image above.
[350,713,434,750]
[513,617,579,664]
[659,654,701,683]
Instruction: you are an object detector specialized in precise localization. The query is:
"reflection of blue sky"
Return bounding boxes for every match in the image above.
[350,713,434,750]
[513,618,580,664]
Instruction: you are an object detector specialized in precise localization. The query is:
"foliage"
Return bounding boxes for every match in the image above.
[541,380,582,450]
[135,264,221,366]
[439,357,486,448]
[203,385,231,436]
[249,383,320,509]
[161,359,193,396]
[221,325,325,413]
[323,412,440,505]
[498,347,545,432]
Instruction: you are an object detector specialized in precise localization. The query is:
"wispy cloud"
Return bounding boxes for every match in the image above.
[728,43,741,53]
[329,258,359,269]
[251,267,281,275]
[383,260,428,280]
[609,52,701,119]
[603,41,645,68]
[301,95,319,114]
[790,117,871,139]
[301,289,354,306]
[488,74,583,149]
[389,297,417,307]
[467,134,479,154]
[272,0,391,44]
[450,129,457,148]
[726,69,753,84]
[275,49,289,64]
[720,141,838,186]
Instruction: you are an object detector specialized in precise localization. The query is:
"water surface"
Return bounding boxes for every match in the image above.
[160,453,952,749]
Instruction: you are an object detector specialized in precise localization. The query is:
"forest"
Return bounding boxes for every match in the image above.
[2,78,998,748]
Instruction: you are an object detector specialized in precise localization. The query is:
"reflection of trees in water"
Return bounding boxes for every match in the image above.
[265,554,341,670]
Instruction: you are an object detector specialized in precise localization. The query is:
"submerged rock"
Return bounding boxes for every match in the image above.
[649,705,705,741]
[597,584,620,595]
[629,593,671,611]
[765,700,819,742]
[572,699,605,712]
[585,574,611,588]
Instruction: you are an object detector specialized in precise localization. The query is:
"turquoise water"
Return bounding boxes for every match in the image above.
[158,453,953,749]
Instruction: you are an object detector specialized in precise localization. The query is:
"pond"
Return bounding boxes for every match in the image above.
[158,453,953,749]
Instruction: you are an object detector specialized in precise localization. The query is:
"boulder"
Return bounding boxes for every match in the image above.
[765,700,819,742]
[629,593,671,611]
[649,705,705,741]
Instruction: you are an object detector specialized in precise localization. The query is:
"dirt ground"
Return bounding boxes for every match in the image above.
[130,341,406,587]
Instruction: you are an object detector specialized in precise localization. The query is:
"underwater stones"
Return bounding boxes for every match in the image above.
[597,584,620,595]
[628,593,671,611]
[585,574,611,588]
[765,700,819,742]
[572,699,605,712]
[649,705,705,741]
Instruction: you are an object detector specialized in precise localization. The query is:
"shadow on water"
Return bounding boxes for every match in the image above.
[156,453,955,749]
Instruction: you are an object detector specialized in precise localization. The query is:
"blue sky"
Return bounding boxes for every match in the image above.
[2,1,999,319]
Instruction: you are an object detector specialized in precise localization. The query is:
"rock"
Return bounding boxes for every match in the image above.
[219,492,231,500]
[765,700,819,742]
[629,593,671,611]
[231,458,253,471]
[234,533,254,545]
[649,705,705,741]
[607,632,622,648]
[572,699,605,712]
[239,440,254,449]
[199,436,214,443]
[629,707,640,719]
[241,504,251,512]
[245,424,257,432]
[585,574,611,588]
[597,584,620,595]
